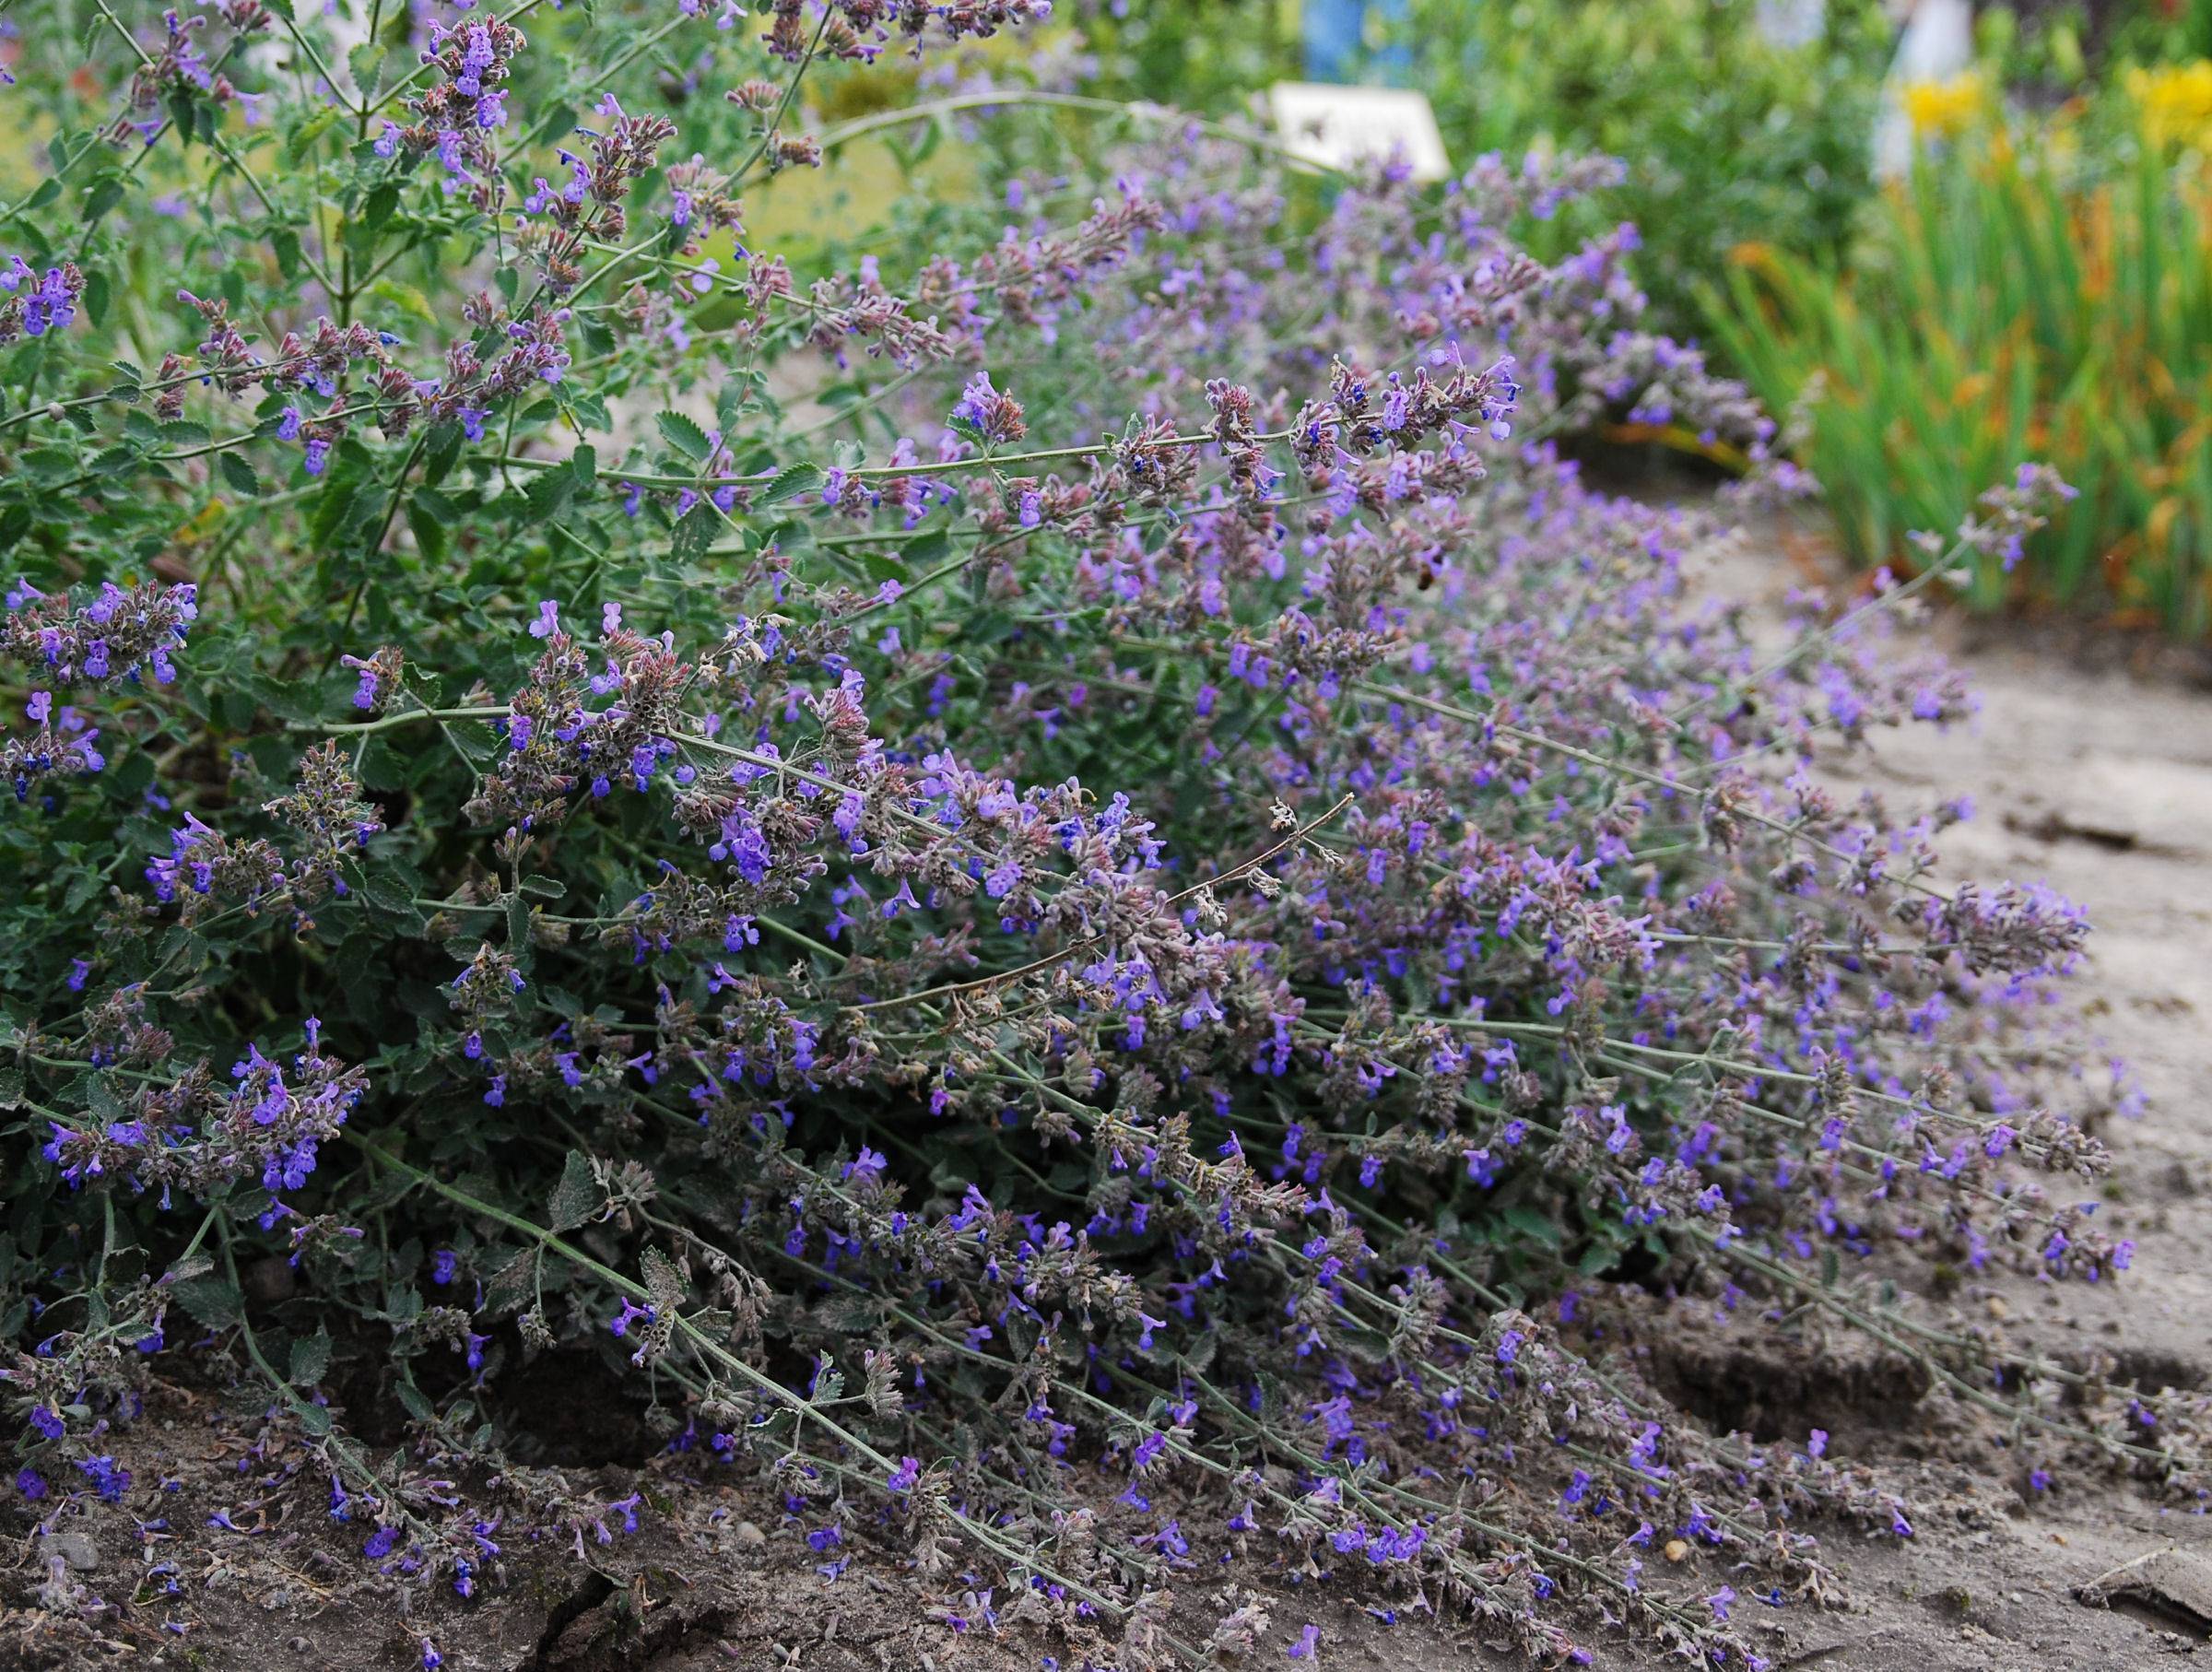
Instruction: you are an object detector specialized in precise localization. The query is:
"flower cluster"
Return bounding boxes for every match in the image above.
[3,690,102,801]
[104,5,260,146]
[2,579,197,686]
[0,256,84,344]
[516,95,679,294]
[384,15,528,206]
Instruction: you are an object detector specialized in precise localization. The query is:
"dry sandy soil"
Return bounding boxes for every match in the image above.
[1630,512,2212,1672]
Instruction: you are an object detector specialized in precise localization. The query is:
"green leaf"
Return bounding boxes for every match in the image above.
[219,453,260,497]
[167,88,199,147]
[421,420,464,487]
[481,1248,536,1317]
[356,736,406,793]
[506,892,531,966]
[286,105,342,165]
[242,670,323,724]
[309,480,363,548]
[655,411,711,462]
[668,502,715,563]
[523,465,575,525]
[547,1150,598,1232]
[1500,1203,1562,1250]
[358,870,427,935]
[641,1246,686,1312]
[288,1329,333,1387]
[81,175,126,225]
[759,461,824,507]
[347,41,389,100]
[360,181,402,236]
[172,1277,245,1331]
[566,391,611,434]
[406,497,448,565]
[85,1077,125,1124]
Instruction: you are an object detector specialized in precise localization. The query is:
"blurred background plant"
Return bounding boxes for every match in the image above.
[1711,40,2212,637]
[1395,0,1896,344]
[1052,0,2212,635]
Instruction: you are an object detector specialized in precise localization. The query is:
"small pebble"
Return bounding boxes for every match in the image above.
[40,1530,100,1572]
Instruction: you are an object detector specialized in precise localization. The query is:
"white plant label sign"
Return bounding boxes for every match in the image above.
[1267,83,1452,183]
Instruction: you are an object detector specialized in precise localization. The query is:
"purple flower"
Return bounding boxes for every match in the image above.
[76,1454,130,1501]
[949,371,1026,444]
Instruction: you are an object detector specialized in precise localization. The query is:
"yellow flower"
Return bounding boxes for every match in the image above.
[2127,60,2212,153]
[1902,70,1991,142]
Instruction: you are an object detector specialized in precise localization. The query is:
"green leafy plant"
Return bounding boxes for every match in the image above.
[1711,133,2212,636]
[1398,0,1893,341]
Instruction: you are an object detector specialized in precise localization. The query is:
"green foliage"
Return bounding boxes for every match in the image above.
[1077,0,1894,341]
[1710,139,2212,636]
[1399,0,1894,340]
[1072,0,1303,114]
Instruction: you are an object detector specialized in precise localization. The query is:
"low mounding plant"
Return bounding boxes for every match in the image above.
[1712,111,2212,638]
[0,5,2192,1669]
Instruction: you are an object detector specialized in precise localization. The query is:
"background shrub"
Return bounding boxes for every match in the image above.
[1711,119,2212,635]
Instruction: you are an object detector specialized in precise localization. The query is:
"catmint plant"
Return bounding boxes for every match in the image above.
[0,4,2180,1669]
